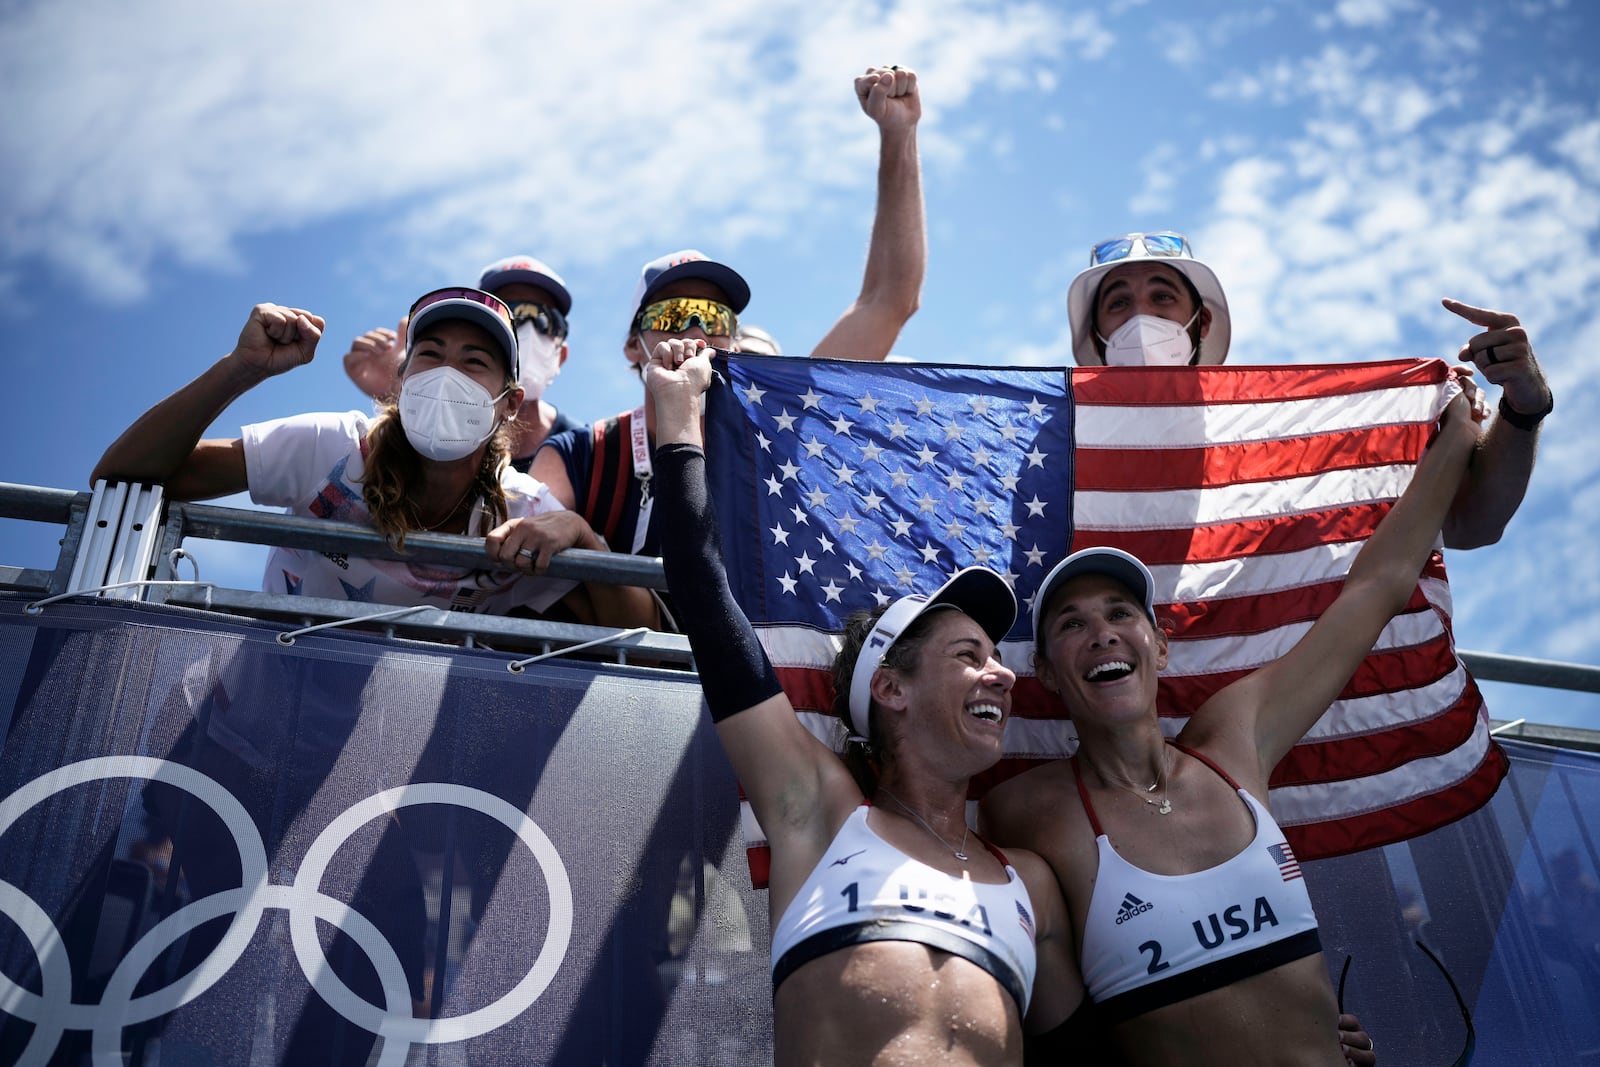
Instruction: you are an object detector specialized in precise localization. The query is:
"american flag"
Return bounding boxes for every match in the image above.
[1268,842,1305,882]
[1016,898,1036,939]
[703,354,1507,889]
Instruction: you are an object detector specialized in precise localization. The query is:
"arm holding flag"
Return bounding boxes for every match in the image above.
[1440,298,1552,550]
[653,339,1096,1060]
[1195,388,1486,793]
[648,338,862,905]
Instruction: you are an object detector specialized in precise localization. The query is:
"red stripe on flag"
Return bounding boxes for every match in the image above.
[1070,358,1451,406]
[1272,685,1484,786]
[1281,741,1508,860]
[745,846,771,889]
[1071,503,1394,569]
[1074,424,1433,492]
[775,664,835,714]
[1157,623,1460,709]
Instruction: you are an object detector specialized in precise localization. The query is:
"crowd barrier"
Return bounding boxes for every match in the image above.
[2,481,1597,1064]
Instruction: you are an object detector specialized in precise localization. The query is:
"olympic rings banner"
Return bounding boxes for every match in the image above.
[2,595,1597,1064]
[0,596,771,1066]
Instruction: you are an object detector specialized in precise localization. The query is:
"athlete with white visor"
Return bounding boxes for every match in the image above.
[646,335,1083,1066]
[981,379,1484,1064]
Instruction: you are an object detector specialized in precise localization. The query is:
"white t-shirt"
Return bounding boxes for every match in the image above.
[241,410,574,613]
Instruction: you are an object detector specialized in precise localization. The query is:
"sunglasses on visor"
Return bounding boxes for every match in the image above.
[508,301,567,339]
[1089,231,1194,267]
[636,297,738,337]
[408,287,515,328]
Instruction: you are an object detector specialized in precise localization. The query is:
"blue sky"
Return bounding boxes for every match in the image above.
[2,0,1595,727]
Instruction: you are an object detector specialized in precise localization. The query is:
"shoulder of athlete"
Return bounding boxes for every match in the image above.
[980,761,1084,860]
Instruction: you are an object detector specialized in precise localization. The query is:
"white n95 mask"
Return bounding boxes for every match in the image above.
[516,321,564,402]
[1099,312,1200,366]
[398,366,508,461]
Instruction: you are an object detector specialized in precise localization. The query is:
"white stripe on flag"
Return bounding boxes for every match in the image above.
[1074,464,1416,531]
[1074,383,1451,448]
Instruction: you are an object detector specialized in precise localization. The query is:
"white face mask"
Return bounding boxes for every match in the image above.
[1099,312,1200,366]
[398,365,509,462]
[515,321,564,403]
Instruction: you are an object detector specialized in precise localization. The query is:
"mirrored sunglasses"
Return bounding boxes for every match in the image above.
[637,297,738,337]
[408,286,514,329]
[508,301,567,339]
[1089,231,1193,267]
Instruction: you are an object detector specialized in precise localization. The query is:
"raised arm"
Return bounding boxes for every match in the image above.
[648,339,858,869]
[1439,298,1551,549]
[1211,388,1483,771]
[91,304,324,500]
[810,65,924,362]
[341,316,407,403]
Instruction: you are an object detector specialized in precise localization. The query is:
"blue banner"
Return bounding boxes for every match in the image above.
[0,595,770,1065]
[0,593,1593,1064]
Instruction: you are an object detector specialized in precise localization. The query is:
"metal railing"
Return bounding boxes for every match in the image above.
[1,480,690,665]
[4,480,1599,698]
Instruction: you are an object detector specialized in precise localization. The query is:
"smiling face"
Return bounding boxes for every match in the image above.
[1035,573,1168,722]
[402,317,519,407]
[872,609,1017,774]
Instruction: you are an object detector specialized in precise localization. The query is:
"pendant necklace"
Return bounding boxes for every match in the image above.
[877,785,970,860]
[1102,744,1173,815]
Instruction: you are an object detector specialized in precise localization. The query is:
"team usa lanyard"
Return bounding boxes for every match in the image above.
[629,404,653,555]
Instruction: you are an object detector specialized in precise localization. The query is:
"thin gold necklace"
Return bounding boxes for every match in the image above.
[1097,744,1173,815]
[877,785,970,860]
[411,481,478,533]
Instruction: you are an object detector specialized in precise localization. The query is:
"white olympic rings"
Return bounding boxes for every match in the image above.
[0,756,573,1066]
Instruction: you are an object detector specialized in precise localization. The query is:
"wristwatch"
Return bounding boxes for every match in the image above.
[1498,393,1552,431]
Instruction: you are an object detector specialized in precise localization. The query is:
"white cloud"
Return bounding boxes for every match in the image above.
[1181,25,1600,668]
[1555,119,1600,180]
[1161,24,1206,68]
[1128,143,1183,215]
[0,0,1076,304]
[1326,0,1421,28]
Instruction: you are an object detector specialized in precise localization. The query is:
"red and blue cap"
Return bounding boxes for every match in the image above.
[631,249,750,323]
[477,254,572,316]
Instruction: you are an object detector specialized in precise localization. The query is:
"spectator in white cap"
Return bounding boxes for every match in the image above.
[342,254,581,473]
[92,288,655,629]
[734,323,783,355]
[533,64,927,563]
[1065,230,1552,550]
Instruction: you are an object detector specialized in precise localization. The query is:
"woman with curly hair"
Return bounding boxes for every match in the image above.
[93,287,654,627]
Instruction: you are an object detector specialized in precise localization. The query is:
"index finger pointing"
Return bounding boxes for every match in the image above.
[1442,297,1520,331]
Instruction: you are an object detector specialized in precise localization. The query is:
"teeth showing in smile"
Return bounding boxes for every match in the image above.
[1085,661,1134,682]
[968,704,1003,723]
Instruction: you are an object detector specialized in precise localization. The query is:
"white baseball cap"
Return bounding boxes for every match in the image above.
[1032,546,1157,652]
[847,567,1017,738]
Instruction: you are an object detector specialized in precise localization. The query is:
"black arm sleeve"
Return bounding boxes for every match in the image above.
[654,441,784,721]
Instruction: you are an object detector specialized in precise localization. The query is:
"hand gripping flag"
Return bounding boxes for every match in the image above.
[702,355,1507,888]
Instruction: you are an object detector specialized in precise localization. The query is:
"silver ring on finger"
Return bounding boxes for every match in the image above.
[516,547,536,562]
